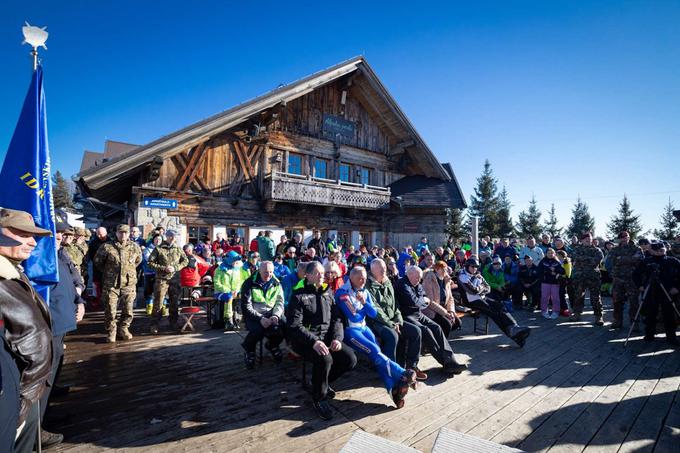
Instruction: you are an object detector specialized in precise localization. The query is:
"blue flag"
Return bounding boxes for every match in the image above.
[0,66,59,302]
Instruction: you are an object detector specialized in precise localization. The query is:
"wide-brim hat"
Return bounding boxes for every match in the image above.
[0,208,51,236]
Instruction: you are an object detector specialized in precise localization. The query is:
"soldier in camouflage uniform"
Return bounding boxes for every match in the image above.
[62,228,84,272]
[77,228,91,286]
[148,229,188,333]
[93,224,143,342]
[569,232,605,325]
[606,230,643,329]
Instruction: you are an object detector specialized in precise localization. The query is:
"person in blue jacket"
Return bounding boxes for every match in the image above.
[335,266,415,408]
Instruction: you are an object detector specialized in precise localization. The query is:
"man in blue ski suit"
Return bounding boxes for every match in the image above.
[335,266,415,408]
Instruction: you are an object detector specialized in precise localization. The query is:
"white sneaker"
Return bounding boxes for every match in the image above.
[550,312,559,320]
[542,311,551,319]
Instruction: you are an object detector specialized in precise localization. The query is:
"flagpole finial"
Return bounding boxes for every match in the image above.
[22,22,48,71]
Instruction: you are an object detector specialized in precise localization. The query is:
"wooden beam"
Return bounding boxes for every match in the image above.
[176,142,208,192]
[171,153,205,192]
[352,82,404,139]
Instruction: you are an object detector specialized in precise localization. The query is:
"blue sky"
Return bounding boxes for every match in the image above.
[1,1,678,236]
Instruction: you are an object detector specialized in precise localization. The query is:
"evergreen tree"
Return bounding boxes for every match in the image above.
[52,170,73,209]
[653,198,679,240]
[544,203,562,238]
[496,186,514,238]
[606,195,642,239]
[468,159,500,237]
[445,208,467,241]
[516,195,542,238]
[566,197,595,238]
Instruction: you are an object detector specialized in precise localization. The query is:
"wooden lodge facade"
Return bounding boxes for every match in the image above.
[77,57,466,248]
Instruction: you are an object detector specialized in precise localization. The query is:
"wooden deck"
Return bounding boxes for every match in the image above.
[45,297,680,452]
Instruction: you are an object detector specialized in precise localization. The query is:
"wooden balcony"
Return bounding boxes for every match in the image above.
[263,171,391,210]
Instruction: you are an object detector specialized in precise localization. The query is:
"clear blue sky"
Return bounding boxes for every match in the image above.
[1,1,678,236]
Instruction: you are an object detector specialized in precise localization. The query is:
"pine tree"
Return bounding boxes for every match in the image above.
[468,159,500,237]
[496,186,514,238]
[653,198,679,240]
[566,197,595,238]
[544,203,562,238]
[516,195,542,238]
[607,195,642,239]
[445,208,467,241]
[52,170,73,209]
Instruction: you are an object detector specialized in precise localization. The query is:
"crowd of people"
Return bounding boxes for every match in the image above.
[2,210,679,451]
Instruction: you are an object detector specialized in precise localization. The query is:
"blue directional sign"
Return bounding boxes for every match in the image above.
[142,198,178,209]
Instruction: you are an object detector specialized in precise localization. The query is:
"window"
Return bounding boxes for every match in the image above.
[339,164,350,182]
[187,226,212,246]
[314,159,328,179]
[288,154,303,175]
[360,167,371,185]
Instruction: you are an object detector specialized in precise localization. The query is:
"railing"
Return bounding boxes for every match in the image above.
[264,171,391,210]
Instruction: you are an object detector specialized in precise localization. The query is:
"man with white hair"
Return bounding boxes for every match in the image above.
[396,265,467,376]
[287,261,356,420]
[367,259,425,380]
[240,261,285,369]
[336,266,415,408]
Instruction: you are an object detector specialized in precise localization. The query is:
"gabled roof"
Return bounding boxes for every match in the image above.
[79,140,140,173]
[388,163,467,210]
[78,56,450,195]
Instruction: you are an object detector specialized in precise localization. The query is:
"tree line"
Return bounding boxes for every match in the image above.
[446,159,679,241]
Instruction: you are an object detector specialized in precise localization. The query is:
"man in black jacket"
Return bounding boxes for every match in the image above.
[395,265,467,376]
[286,261,356,420]
[515,255,541,309]
[0,208,54,453]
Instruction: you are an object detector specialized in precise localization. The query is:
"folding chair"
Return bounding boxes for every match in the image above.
[178,286,205,333]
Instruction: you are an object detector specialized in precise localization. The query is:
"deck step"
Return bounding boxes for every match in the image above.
[340,430,421,453]
[432,427,524,453]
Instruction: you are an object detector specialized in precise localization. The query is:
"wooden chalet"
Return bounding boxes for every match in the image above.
[76,57,466,248]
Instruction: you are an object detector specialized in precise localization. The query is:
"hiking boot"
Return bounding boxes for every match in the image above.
[391,380,410,409]
[313,399,334,420]
[443,362,467,375]
[105,331,116,343]
[244,351,256,370]
[224,320,235,331]
[41,429,64,449]
[118,328,133,341]
[570,313,581,322]
[610,320,623,329]
[594,315,604,326]
[150,324,159,335]
[411,367,428,381]
[509,326,531,348]
[265,343,283,364]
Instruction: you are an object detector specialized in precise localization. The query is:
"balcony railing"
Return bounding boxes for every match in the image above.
[263,171,391,210]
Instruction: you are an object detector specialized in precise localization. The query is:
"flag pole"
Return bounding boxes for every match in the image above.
[22,22,48,71]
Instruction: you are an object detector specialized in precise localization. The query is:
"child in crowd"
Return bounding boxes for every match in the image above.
[556,250,572,316]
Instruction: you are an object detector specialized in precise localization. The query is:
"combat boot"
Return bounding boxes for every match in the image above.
[106,330,116,343]
[150,324,159,335]
[118,327,133,341]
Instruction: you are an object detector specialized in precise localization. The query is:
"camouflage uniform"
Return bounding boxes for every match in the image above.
[63,242,85,272]
[93,226,142,342]
[148,239,189,330]
[76,228,91,286]
[607,242,643,327]
[570,244,604,321]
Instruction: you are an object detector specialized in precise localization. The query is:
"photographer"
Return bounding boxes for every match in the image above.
[632,241,680,346]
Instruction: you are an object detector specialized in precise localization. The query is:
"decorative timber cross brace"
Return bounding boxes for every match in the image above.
[171,141,210,193]
[230,139,264,199]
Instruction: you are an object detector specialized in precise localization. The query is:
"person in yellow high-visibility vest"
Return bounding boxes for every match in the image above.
[213,251,249,330]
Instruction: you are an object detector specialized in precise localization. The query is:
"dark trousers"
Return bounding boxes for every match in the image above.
[404,313,454,366]
[242,316,285,353]
[40,334,64,420]
[643,293,677,340]
[466,297,518,336]
[293,342,356,402]
[513,284,540,307]
[0,341,20,453]
[15,403,39,453]
[432,313,454,338]
[369,321,422,369]
[559,283,569,311]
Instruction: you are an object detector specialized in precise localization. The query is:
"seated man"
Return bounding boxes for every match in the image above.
[366,259,425,380]
[287,262,357,420]
[515,255,541,308]
[240,261,285,369]
[458,258,531,347]
[336,267,415,408]
[396,266,467,376]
